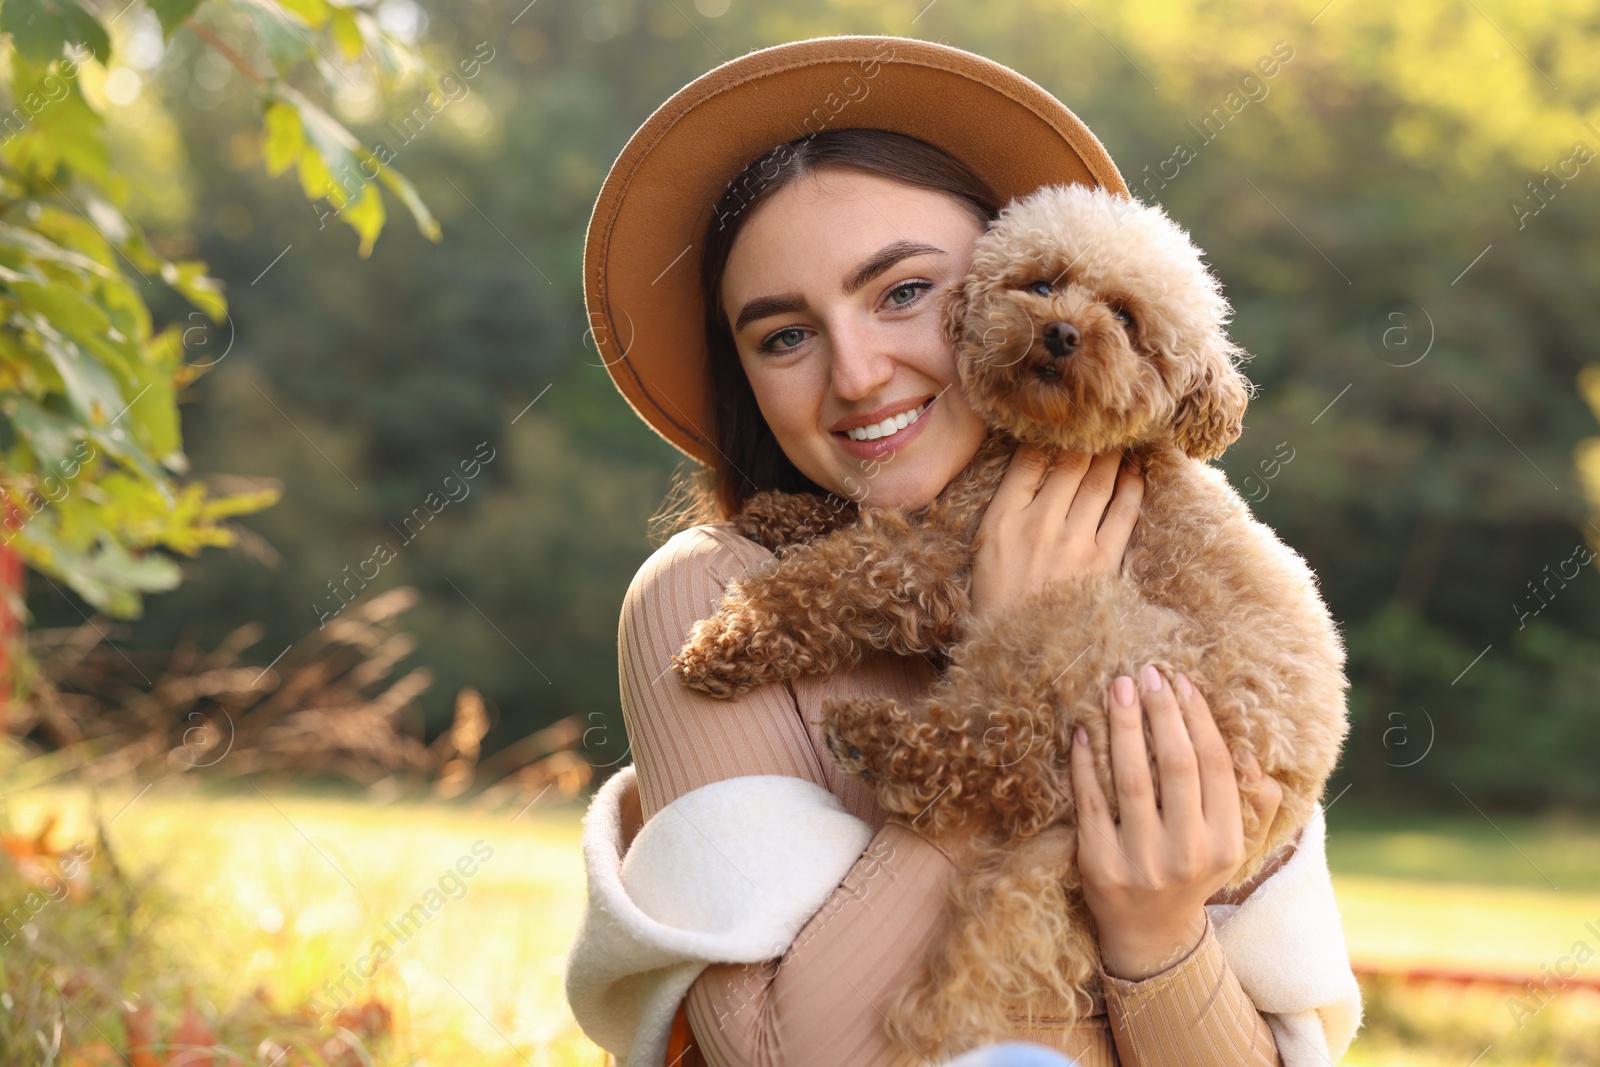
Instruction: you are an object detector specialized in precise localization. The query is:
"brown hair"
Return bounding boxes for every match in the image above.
[649,128,1003,541]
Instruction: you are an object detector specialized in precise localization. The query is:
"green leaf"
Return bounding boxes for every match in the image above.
[0,0,111,64]
[262,98,305,176]
[329,6,363,59]
[2,54,109,182]
[279,84,367,192]
[342,177,385,258]
[24,311,127,428]
[274,85,442,249]
[147,0,204,41]
[55,0,109,62]
[10,279,140,383]
[275,0,332,31]
[1,393,82,470]
[160,260,228,322]
[0,222,118,280]
[372,161,441,242]
[235,0,315,72]
[1,0,69,64]
[33,527,182,617]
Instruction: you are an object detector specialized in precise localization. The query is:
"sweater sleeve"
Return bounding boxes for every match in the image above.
[1100,911,1282,1067]
[618,524,970,1067]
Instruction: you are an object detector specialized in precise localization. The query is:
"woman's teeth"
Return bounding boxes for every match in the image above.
[844,398,933,442]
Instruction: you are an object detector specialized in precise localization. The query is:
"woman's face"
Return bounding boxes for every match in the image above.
[720,166,991,510]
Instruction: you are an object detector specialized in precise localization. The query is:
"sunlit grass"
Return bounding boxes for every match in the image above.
[7,781,609,1066]
[9,785,1600,1065]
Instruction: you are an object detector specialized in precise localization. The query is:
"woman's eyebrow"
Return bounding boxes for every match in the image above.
[732,240,947,332]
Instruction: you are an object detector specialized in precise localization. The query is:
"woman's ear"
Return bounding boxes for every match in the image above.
[1173,338,1255,460]
[941,278,972,348]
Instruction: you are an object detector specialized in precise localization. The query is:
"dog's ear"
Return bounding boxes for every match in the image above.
[1172,338,1254,460]
[940,277,972,348]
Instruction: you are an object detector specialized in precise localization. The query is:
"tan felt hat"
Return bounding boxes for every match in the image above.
[582,34,1129,468]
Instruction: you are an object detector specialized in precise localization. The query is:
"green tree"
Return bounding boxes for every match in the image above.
[0,0,446,683]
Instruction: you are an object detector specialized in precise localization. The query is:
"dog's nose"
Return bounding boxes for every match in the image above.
[1043,321,1081,358]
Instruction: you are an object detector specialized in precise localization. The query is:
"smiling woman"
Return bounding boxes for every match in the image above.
[685,128,1004,521]
[705,138,999,512]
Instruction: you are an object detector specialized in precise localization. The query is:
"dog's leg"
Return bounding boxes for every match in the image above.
[823,674,1069,838]
[887,829,1101,1059]
[733,489,859,553]
[671,512,972,699]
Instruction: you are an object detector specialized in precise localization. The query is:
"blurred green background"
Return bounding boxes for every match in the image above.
[29,0,1597,814]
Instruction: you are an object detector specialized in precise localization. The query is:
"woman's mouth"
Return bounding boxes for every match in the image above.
[832,396,936,459]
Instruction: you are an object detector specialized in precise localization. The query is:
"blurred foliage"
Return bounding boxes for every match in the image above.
[17,0,1599,809]
[0,0,450,643]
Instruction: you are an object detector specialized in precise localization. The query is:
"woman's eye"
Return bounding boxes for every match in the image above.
[1113,307,1135,329]
[759,327,807,353]
[887,281,932,307]
[1027,280,1053,297]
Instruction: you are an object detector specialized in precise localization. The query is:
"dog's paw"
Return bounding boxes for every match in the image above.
[668,632,757,699]
[823,698,881,783]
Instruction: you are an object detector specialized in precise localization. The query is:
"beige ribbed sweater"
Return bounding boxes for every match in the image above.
[617,520,1291,1067]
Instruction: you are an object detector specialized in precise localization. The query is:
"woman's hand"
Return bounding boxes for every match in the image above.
[1069,666,1284,981]
[970,445,1145,625]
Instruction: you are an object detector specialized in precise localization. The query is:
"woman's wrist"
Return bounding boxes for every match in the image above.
[1095,904,1209,981]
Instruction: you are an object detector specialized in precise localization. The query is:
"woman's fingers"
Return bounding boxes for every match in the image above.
[1106,674,1160,843]
[1055,451,1123,539]
[989,444,1052,517]
[1027,448,1095,518]
[1174,673,1238,822]
[1069,722,1120,871]
[1095,456,1146,555]
[1239,750,1284,863]
[1142,666,1204,841]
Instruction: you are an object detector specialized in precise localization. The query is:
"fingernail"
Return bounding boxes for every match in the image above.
[1075,725,1088,746]
[1142,664,1163,691]
[1175,672,1193,698]
[1113,676,1136,706]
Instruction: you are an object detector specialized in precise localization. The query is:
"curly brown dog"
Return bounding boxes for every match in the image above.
[670,183,1350,1057]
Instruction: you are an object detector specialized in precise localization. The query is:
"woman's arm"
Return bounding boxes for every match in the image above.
[619,526,973,1067]
[1097,898,1282,1066]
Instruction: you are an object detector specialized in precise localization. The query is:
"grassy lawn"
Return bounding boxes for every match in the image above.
[4,780,606,1066]
[1326,810,1600,1067]
[5,783,1600,1065]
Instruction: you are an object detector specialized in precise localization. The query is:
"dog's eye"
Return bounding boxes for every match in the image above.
[1113,307,1135,330]
[1025,280,1053,297]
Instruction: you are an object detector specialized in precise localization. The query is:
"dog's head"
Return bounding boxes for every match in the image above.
[942,183,1256,460]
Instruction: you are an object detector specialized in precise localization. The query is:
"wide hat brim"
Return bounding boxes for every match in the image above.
[583,34,1129,469]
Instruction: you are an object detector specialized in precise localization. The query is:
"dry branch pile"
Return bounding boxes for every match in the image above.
[6,586,590,805]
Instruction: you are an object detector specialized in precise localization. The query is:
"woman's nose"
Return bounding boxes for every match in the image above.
[828,325,896,401]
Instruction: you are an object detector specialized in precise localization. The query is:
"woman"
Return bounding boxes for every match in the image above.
[567,36,1360,1067]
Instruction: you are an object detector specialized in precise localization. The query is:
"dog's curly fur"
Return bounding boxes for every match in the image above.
[669,183,1351,1056]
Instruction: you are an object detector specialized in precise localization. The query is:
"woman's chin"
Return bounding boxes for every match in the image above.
[840,471,941,511]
